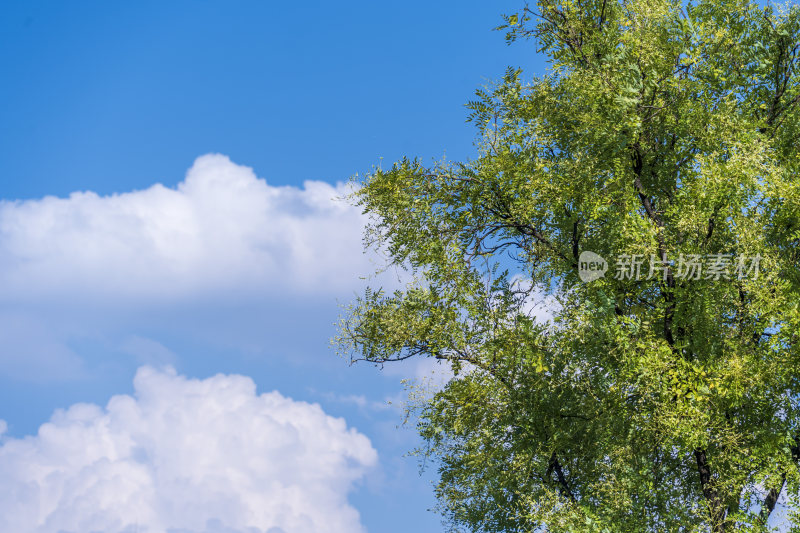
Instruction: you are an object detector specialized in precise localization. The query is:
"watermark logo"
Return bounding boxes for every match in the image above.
[578,251,608,282]
[577,252,762,282]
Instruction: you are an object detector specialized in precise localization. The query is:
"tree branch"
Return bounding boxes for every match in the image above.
[547,451,577,502]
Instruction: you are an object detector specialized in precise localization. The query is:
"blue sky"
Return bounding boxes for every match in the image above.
[0,2,547,532]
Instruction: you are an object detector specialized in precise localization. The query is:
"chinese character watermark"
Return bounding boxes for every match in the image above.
[578,252,761,282]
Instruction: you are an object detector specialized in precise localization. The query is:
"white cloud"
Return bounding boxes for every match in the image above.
[0,154,396,379]
[0,154,372,301]
[0,366,377,533]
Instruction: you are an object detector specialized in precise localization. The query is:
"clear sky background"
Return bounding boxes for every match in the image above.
[0,2,547,532]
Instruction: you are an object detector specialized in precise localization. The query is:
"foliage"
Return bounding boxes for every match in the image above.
[338,0,800,530]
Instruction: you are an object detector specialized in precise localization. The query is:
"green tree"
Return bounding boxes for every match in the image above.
[338,0,800,530]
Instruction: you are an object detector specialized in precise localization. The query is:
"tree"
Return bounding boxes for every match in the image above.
[337,0,800,530]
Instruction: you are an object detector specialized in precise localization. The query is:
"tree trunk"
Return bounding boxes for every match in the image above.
[695,448,726,532]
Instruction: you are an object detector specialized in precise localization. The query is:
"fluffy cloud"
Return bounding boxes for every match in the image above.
[0,366,377,533]
[0,154,373,301]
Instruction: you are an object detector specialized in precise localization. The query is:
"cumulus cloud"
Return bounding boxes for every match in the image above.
[0,366,377,533]
[0,154,373,301]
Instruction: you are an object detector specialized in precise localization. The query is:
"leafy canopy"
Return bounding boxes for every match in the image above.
[339,0,800,531]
